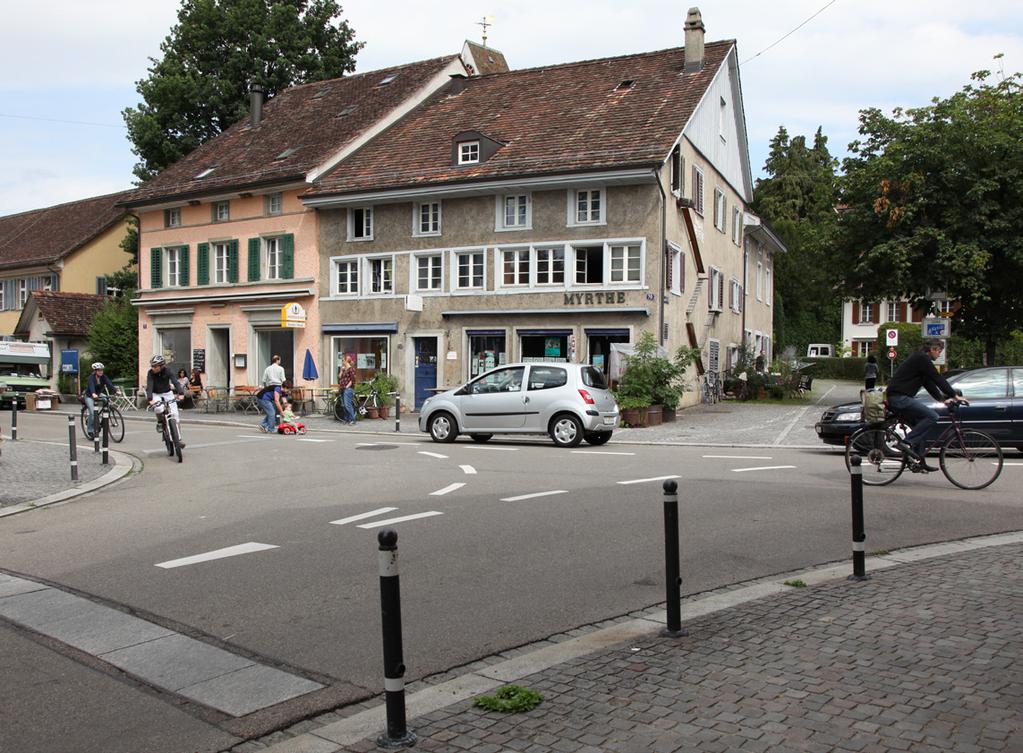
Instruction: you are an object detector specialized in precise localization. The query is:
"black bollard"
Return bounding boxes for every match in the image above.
[394,394,401,433]
[848,454,869,581]
[68,415,79,482]
[661,480,688,638]
[375,529,416,748]
[101,408,110,465]
[93,405,100,454]
[10,398,17,441]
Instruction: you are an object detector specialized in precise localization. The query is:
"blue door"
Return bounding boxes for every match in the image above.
[413,337,438,410]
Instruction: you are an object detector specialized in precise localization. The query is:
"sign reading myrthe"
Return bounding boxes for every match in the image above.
[281,302,307,328]
[564,291,627,306]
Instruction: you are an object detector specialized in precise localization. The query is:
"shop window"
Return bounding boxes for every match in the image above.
[159,328,192,378]
[521,334,568,363]
[332,336,388,384]
[469,334,506,378]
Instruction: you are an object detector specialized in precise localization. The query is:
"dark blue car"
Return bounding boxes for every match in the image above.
[815,366,1023,452]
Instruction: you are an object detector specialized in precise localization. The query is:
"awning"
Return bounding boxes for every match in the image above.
[584,328,630,337]
[322,322,399,334]
[465,329,506,336]
[516,329,572,336]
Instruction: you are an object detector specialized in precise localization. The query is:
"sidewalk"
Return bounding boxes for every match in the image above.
[240,535,1023,753]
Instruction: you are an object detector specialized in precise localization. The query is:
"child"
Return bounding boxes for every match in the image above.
[277,399,306,435]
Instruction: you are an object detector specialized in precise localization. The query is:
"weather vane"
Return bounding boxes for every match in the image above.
[476,15,495,48]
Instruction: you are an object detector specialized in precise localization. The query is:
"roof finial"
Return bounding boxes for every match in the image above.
[476,15,494,48]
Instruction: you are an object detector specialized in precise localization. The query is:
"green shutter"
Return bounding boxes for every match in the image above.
[228,239,239,283]
[248,238,261,281]
[150,247,162,288]
[197,243,209,285]
[178,245,190,286]
[281,234,294,279]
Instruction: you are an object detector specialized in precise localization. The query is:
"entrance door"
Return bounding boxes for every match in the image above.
[588,332,630,377]
[257,330,295,384]
[413,337,438,410]
[207,328,231,390]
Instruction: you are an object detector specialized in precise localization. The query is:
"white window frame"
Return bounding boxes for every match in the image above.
[18,279,28,307]
[766,267,773,306]
[756,262,764,301]
[213,201,230,222]
[499,247,530,288]
[166,207,181,228]
[567,188,606,227]
[669,145,683,196]
[452,249,486,291]
[496,193,532,231]
[348,207,374,241]
[265,236,283,280]
[165,247,183,288]
[691,166,705,216]
[859,301,875,324]
[413,252,444,293]
[669,243,682,296]
[608,244,642,284]
[413,202,442,237]
[886,301,899,322]
[333,258,359,296]
[213,242,230,284]
[365,255,394,296]
[713,188,726,232]
[457,141,480,165]
[936,299,954,314]
[266,193,283,216]
[535,246,566,287]
[732,206,742,246]
[719,97,727,141]
[709,266,723,311]
[729,279,742,312]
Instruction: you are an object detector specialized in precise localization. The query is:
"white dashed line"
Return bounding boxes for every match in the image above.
[330,508,398,526]
[297,438,333,443]
[431,483,466,496]
[459,465,477,475]
[731,465,797,473]
[500,490,568,502]
[356,511,444,529]
[702,455,773,460]
[617,475,681,485]
[572,450,635,456]
[155,542,278,569]
[462,445,518,451]
[419,451,449,459]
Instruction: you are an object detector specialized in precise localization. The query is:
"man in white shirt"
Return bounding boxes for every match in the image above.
[262,354,286,387]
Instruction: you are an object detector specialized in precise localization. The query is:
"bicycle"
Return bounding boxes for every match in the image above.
[333,387,380,422]
[701,372,721,405]
[148,395,184,463]
[845,400,1002,490]
[80,394,125,443]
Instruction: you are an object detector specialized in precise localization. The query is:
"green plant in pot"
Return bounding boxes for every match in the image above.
[371,372,399,417]
[614,332,700,426]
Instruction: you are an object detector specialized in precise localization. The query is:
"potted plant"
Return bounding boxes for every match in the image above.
[354,381,375,419]
[372,372,399,418]
[614,332,700,427]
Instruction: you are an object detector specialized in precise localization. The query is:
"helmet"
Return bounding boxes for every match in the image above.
[91,362,105,371]
[150,354,166,366]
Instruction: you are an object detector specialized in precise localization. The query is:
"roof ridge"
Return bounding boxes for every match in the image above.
[0,189,132,222]
[282,54,461,94]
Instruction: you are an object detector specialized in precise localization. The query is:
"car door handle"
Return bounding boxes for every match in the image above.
[994,405,1007,411]
[523,396,530,403]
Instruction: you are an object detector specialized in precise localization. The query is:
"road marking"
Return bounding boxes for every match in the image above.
[236,435,273,440]
[459,465,477,475]
[731,465,797,473]
[431,483,466,496]
[500,490,568,502]
[297,438,333,443]
[772,384,835,447]
[703,454,773,460]
[1002,462,1023,466]
[419,451,449,459]
[617,475,681,485]
[462,445,518,451]
[141,436,270,456]
[155,542,278,569]
[572,450,635,456]
[357,511,444,529]
[330,507,398,526]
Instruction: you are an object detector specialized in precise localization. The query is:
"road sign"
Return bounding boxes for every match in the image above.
[887,348,897,360]
[885,329,899,347]
[922,317,950,338]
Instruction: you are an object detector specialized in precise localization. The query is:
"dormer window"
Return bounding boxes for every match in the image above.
[458,141,480,165]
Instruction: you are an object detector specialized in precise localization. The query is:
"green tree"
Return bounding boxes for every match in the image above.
[87,268,140,382]
[752,125,841,353]
[123,0,363,181]
[836,65,1023,363]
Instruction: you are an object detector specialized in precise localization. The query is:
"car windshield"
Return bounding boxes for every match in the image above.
[581,366,608,390]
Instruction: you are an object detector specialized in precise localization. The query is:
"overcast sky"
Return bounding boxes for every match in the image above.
[1,0,1020,217]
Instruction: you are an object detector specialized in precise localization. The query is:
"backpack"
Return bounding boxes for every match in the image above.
[862,389,886,424]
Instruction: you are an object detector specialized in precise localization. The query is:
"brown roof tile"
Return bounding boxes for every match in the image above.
[122,55,462,207]
[464,42,509,75]
[27,291,109,337]
[0,191,131,271]
[307,42,732,198]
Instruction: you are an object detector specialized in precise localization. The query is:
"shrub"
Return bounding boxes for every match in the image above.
[614,331,700,410]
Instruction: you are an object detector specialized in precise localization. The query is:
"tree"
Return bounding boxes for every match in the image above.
[752,126,841,353]
[123,0,363,181]
[836,66,1023,363]
[88,269,140,382]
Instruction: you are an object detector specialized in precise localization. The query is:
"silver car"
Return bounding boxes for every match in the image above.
[418,362,620,447]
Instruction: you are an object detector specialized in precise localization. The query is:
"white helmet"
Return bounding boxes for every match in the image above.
[91,362,105,370]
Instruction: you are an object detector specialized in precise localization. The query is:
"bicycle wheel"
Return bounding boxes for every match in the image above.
[80,406,92,439]
[107,406,125,443]
[846,427,906,486]
[333,395,348,422]
[161,417,174,456]
[169,418,183,463]
[939,429,1002,490]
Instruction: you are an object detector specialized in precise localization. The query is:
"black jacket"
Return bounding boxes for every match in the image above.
[86,373,116,397]
[146,367,184,401]
[886,351,955,401]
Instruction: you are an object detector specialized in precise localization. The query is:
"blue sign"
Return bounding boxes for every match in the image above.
[925,323,945,337]
[61,349,79,374]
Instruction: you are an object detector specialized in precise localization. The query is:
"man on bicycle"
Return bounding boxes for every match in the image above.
[84,362,120,438]
[886,339,966,472]
[146,354,186,448]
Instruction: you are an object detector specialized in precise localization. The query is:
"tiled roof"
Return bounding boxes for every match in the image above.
[122,55,462,207]
[464,42,509,75]
[0,191,132,271]
[307,41,732,198]
[27,291,108,336]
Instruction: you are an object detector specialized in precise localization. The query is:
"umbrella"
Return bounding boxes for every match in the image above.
[302,349,319,381]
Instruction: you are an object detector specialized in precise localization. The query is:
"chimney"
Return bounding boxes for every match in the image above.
[684,7,705,74]
[249,83,264,126]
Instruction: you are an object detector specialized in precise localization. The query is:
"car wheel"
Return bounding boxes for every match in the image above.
[583,431,612,446]
[470,434,493,443]
[550,414,583,448]
[429,412,458,443]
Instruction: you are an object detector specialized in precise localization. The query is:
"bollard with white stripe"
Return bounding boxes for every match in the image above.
[394,393,401,433]
[376,528,416,748]
[100,408,110,465]
[661,479,688,637]
[68,415,79,482]
[10,398,17,441]
[93,406,101,454]
[848,454,869,581]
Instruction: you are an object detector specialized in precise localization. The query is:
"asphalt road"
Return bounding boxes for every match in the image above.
[3,409,1023,749]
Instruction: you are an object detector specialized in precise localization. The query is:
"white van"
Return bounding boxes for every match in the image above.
[806,344,833,358]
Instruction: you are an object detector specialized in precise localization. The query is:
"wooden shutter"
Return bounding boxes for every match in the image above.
[197,243,209,285]
[248,238,261,281]
[150,247,162,288]
[281,234,294,279]
[852,301,860,323]
[228,239,239,283]
[178,246,189,286]
[665,244,672,291]
[670,146,681,192]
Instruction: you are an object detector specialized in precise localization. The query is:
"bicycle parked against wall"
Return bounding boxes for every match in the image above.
[332,387,380,422]
[148,395,184,463]
[701,371,721,404]
[80,394,125,443]
[845,400,1002,490]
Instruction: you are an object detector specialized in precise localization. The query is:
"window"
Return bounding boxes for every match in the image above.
[497,194,530,230]
[18,279,28,308]
[765,267,772,305]
[414,202,441,236]
[730,279,742,312]
[859,301,875,324]
[609,245,641,284]
[574,246,603,284]
[213,242,230,284]
[719,97,727,140]
[334,259,358,295]
[669,145,684,195]
[212,201,229,222]
[265,237,282,280]
[455,251,484,290]
[668,244,684,295]
[536,247,565,285]
[855,340,871,357]
[691,166,705,215]
[368,257,393,294]
[416,254,443,291]
[713,188,726,232]
[732,206,742,245]
[709,267,723,311]
[756,262,764,301]
[457,141,480,164]
[502,248,529,287]
[266,193,283,216]
[708,339,720,373]
[936,299,955,315]
[165,207,181,228]
[166,247,187,287]
[887,301,900,322]
[950,369,1008,399]
[527,366,568,391]
[348,207,373,240]
[469,366,524,394]
[570,189,604,225]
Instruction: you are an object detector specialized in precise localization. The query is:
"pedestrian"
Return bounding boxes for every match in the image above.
[337,354,357,425]
[754,350,766,373]
[864,354,879,390]
[177,368,193,409]
[258,378,288,433]
[262,354,286,387]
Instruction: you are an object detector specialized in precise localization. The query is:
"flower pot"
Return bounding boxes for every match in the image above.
[622,407,648,428]
[661,406,677,422]
[367,407,380,419]
[378,404,390,419]
[646,404,663,426]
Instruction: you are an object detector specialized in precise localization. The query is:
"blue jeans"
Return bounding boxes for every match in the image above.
[342,387,355,423]
[84,395,97,435]
[260,398,277,432]
[887,393,939,457]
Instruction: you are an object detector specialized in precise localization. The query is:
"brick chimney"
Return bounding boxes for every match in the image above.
[684,7,705,74]
[249,83,264,126]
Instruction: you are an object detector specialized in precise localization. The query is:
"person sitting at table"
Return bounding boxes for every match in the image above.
[177,369,194,408]
[189,368,203,390]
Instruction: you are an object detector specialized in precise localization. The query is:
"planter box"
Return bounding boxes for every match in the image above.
[622,407,648,428]
[646,405,663,426]
[661,406,677,422]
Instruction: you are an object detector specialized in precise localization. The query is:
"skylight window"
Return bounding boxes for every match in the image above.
[377,74,397,86]
[615,80,635,91]
[195,167,215,179]
[274,146,301,160]
[337,105,357,118]
[312,86,331,99]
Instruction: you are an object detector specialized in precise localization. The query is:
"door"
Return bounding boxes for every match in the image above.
[459,366,527,430]
[413,337,438,410]
[207,328,231,390]
[257,330,294,384]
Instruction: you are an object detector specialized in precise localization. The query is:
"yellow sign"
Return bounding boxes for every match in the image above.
[281,301,307,329]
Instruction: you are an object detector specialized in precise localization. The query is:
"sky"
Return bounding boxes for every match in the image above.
[1,0,1020,217]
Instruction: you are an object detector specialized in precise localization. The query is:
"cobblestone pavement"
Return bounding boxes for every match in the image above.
[0,439,116,507]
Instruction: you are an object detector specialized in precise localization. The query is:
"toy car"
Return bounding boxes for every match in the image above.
[278,422,306,435]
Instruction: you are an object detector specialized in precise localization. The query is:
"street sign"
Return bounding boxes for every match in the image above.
[922,317,950,338]
[887,348,897,360]
[885,328,899,347]
[281,301,307,329]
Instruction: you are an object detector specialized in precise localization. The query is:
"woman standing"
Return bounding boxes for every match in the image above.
[864,354,879,390]
[337,354,357,425]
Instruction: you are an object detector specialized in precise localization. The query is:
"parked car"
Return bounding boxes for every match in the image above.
[815,366,1023,452]
[418,362,619,447]
[806,343,834,358]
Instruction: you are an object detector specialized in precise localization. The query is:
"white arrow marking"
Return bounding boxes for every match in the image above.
[156,542,278,569]
[617,475,681,485]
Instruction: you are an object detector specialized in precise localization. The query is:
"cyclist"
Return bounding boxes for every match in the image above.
[83,362,120,438]
[886,339,967,472]
[146,354,186,448]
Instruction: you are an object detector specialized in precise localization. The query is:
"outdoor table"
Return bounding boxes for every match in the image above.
[232,386,261,414]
